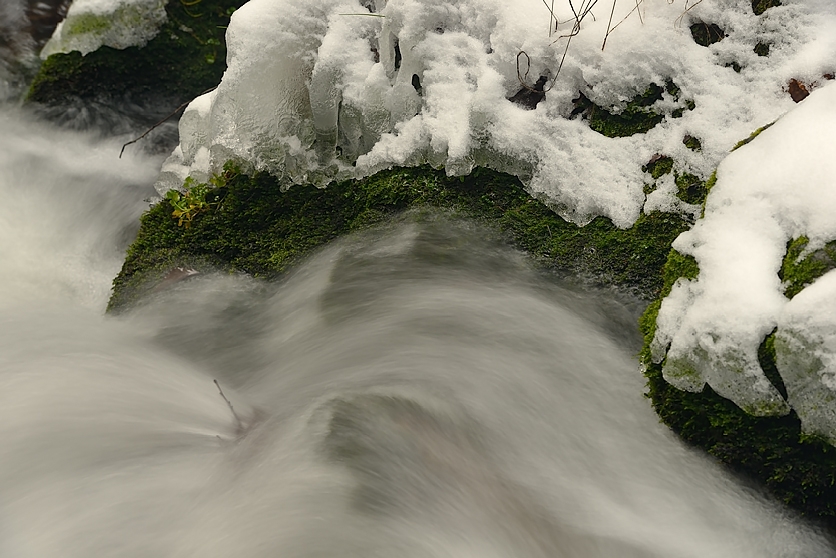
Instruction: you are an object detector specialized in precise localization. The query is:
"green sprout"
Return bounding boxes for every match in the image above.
[165,176,225,227]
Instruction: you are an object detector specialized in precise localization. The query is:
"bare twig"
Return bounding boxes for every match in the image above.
[675,0,704,27]
[601,0,619,51]
[603,0,648,50]
[119,85,218,158]
[214,379,244,433]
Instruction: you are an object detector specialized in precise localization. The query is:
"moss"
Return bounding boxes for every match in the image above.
[109,164,690,311]
[26,0,244,107]
[731,122,775,151]
[640,126,836,525]
[642,156,673,179]
[682,135,702,151]
[640,156,708,207]
[759,332,788,400]
[780,236,836,299]
[572,81,693,138]
[754,42,770,57]
[753,0,781,15]
[690,22,725,47]
[675,172,707,205]
[64,13,111,35]
[640,247,836,527]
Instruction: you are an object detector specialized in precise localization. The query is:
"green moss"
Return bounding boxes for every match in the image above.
[640,246,836,527]
[682,135,702,151]
[572,81,693,138]
[759,332,788,400]
[640,156,708,207]
[675,172,707,205]
[26,0,245,107]
[109,164,690,311]
[65,13,111,35]
[731,122,775,151]
[753,0,781,15]
[754,42,770,57]
[690,22,725,47]
[780,236,836,299]
[642,156,673,180]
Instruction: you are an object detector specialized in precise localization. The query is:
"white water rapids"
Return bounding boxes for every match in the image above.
[0,106,834,557]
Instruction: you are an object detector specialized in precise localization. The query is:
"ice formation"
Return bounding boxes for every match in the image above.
[40,0,167,58]
[160,0,835,229]
[652,83,836,428]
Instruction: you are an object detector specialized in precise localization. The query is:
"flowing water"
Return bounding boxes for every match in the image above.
[0,102,834,557]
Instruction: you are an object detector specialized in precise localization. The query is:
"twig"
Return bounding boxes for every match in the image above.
[542,0,559,36]
[603,0,648,50]
[214,379,244,432]
[119,85,217,158]
[675,0,704,27]
[601,0,619,51]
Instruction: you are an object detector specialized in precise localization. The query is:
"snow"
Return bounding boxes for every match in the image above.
[652,83,836,425]
[776,271,836,443]
[41,0,166,58]
[159,0,835,229]
[151,0,836,432]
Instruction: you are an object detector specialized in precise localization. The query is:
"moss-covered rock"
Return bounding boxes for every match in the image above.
[109,164,690,312]
[572,81,694,138]
[780,236,836,299]
[640,125,836,526]
[639,246,836,528]
[26,0,244,109]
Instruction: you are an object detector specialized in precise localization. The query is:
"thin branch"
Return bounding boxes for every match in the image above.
[542,0,558,36]
[675,0,704,27]
[601,0,618,51]
[119,85,218,158]
[603,0,649,50]
[214,379,244,433]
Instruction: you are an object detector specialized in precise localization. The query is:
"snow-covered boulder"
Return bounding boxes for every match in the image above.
[651,82,836,430]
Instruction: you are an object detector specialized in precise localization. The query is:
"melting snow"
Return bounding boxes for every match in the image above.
[652,83,836,428]
[41,0,166,58]
[144,0,836,434]
[158,0,835,229]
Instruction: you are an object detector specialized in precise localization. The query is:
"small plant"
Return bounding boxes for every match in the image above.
[165,176,226,227]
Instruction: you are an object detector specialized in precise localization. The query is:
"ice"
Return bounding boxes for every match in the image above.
[150,0,836,429]
[160,0,836,228]
[652,82,836,420]
[776,271,836,443]
[41,0,167,58]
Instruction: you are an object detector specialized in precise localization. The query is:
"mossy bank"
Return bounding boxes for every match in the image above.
[109,164,691,312]
[26,0,245,110]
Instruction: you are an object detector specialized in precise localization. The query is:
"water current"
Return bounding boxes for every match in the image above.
[0,103,834,557]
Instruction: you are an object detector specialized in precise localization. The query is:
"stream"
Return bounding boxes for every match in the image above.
[0,102,834,557]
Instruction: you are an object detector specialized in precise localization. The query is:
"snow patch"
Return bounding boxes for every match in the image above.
[159,0,836,229]
[776,271,836,444]
[41,0,167,58]
[653,83,836,421]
